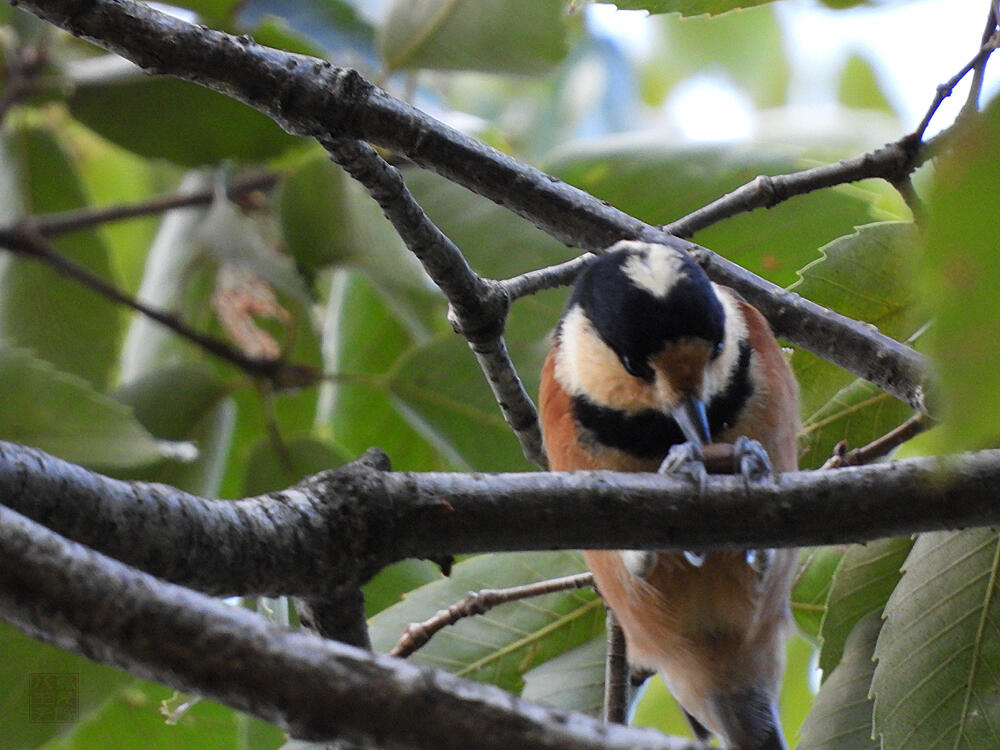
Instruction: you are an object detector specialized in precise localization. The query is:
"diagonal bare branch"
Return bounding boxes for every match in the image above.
[9,0,932,416]
[321,137,546,466]
[0,224,319,388]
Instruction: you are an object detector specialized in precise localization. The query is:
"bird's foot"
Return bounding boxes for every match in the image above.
[732,436,776,579]
[658,441,707,488]
[745,548,775,581]
[732,435,772,482]
[657,442,708,568]
[622,550,658,579]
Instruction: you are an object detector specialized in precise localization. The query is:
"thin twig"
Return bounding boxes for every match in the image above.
[603,611,630,725]
[0,226,318,388]
[0,37,48,122]
[661,141,915,240]
[500,253,596,301]
[909,32,1000,144]
[390,572,594,658]
[821,414,932,470]
[664,24,997,240]
[21,171,279,238]
[890,174,925,223]
[961,6,999,115]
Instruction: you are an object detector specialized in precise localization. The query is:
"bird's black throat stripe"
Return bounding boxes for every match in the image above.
[572,340,753,459]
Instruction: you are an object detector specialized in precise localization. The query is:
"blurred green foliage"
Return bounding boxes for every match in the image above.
[0,1,994,749]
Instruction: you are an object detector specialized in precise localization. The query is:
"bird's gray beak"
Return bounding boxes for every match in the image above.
[671,392,711,447]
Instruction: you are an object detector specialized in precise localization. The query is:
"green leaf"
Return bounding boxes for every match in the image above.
[318,271,446,472]
[235,0,375,61]
[797,612,882,750]
[118,172,218,383]
[41,680,285,750]
[0,126,121,387]
[63,125,160,295]
[798,378,915,472]
[838,54,894,113]
[168,0,242,25]
[792,546,845,642]
[114,364,230,440]
[919,96,1000,452]
[819,0,870,8]
[643,5,789,108]
[69,70,303,167]
[521,636,605,716]
[152,399,237,498]
[388,334,531,472]
[788,222,921,468]
[279,151,440,324]
[278,150,369,273]
[0,346,165,469]
[242,434,349,495]
[872,529,1000,750]
[247,15,328,58]
[781,635,823,744]
[818,537,912,680]
[379,0,568,75]
[112,364,236,495]
[363,559,443,618]
[630,673,699,737]
[598,1,776,16]
[369,552,602,693]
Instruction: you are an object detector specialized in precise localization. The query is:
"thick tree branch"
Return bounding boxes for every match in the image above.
[4,441,1000,601]
[8,0,932,415]
[0,442,394,597]
[0,504,701,750]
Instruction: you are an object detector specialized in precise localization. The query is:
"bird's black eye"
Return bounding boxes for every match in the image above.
[621,354,653,381]
[711,341,724,359]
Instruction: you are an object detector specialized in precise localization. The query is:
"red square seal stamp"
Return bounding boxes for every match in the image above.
[28,673,79,723]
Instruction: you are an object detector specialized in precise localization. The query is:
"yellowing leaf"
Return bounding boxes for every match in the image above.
[0,346,164,468]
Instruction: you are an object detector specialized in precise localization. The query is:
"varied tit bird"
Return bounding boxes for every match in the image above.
[539,240,799,750]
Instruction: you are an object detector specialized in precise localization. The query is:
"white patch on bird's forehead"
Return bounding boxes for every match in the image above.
[622,246,688,298]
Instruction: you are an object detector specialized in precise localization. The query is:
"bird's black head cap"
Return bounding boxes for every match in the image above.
[567,242,726,380]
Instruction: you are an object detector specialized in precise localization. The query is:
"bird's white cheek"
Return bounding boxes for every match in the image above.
[555,308,658,412]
